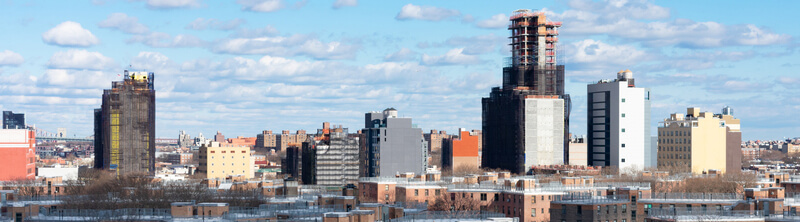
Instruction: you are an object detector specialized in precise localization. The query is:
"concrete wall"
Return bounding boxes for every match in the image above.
[524,98,564,168]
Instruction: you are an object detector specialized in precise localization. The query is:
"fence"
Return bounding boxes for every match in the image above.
[28,208,171,221]
[388,211,510,221]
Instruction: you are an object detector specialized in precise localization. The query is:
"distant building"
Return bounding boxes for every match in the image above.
[224,136,257,148]
[94,70,156,176]
[0,129,36,180]
[198,142,252,179]
[587,70,652,170]
[360,108,427,177]
[423,130,451,167]
[178,130,192,148]
[2,111,25,129]
[441,129,481,171]
[568,136,588,166]
[276,130,307,152]
[167,153,193,165]
[214,131,225,142]
[282,145,302,180]
[482,10,569,174]
[301,122,360,186]
[657,107,741,174]
[255,130,276,151]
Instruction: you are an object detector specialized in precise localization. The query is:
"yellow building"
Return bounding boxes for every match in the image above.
[658,107,737,174]
[198,142,253,179]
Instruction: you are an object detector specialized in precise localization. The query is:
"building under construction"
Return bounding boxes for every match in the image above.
[94,70,156,176]
[482,9,571,174]
[300,122,360,186]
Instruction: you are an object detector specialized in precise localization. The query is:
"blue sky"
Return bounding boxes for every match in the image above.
[0,0,797,140]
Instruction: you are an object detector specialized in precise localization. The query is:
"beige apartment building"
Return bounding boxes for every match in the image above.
[657,107,741,174]
[198,142,253,179]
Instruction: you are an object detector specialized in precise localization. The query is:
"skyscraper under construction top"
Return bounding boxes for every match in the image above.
[94,70,156,176]
[482,9,570,174]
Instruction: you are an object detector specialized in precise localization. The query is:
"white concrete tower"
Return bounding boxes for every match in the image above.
[587,70,652,171]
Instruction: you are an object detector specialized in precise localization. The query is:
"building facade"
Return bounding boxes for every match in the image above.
[360,108,427,177]
[94,70,156,175]
[587,70,653,171]
[2,111,25,129]
[442,129,481,171]
[0,129,36,180]
[423,130,451,167]
[657,107,740,174]
[198,142,252,179]
[482,9,570,174]
[301,123,360,186]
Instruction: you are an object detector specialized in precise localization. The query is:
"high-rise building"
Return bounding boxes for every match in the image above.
[94,70,156,175]
[214,131,225,142]
[587,70,652,171]
[441,129,481,172]
[360,108,427,177]
[301,122,360,186]
[276,130,308,152]
[198,142,253,179]
[0,129,36,180]
[255,130,276,152]
[178,130,192,148]
[2,111,25,129]
[482,9,569,174]
[657,107,741,174]
[424,130,451,167]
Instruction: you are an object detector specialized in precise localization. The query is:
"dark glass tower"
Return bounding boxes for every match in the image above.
[482,10,570,174]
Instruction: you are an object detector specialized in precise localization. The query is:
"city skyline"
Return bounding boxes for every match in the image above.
[0,0,798,140]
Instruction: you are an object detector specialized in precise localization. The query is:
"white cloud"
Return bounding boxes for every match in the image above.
[544,0,791,48]
[332,0,356,9]
[395,4,460,21]
[128,32,206,48]
[212,35,359,59]
[384,48,418,61]
[144,0,203,9]
[47,49,117,70]
[569,39,646,65]
[421,48,482,66]
[186,18,245,31]
[42,21,99,47]
[0,50,24,66]
[236,0,284,12]
[737,25,791,46]
[232,25,279,38]
[39,69,115,88]
[475,13,507,29]
[98,13,149,34]
[131,52,174,71]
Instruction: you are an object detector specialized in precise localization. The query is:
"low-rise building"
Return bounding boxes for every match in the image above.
[198,142,252,179]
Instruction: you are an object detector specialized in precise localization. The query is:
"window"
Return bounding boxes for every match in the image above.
[385,185,389,191]
[481,193,487,201]
[621,158,625,163]
[621,113,626,118]
[415,189,419,196]
[622,204,627,213]
[531,209,536,217]
[621,128,626,132]
[435,190,441,195]
[621,143,626,148]
[562,205,567,214]
[425,190,429,196]
[622,98,626,102]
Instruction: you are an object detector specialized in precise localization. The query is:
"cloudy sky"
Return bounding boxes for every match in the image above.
[0,0,797,140]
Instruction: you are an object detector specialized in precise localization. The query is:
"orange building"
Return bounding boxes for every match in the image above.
[224,136,257,148]
[442,130,481,171]
[0,129,36,181]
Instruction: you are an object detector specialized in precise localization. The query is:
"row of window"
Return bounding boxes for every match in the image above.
[658,146,691,152]
[659,130,690,137]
